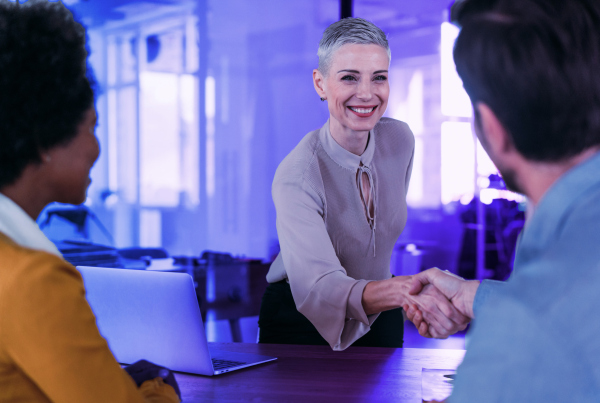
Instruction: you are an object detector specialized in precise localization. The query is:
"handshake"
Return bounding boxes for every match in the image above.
[399,268,481,339]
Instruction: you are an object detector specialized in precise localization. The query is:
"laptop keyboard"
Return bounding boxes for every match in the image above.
[212,358,247,370]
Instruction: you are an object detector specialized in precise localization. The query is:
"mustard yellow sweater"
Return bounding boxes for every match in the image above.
[0,233,179,402]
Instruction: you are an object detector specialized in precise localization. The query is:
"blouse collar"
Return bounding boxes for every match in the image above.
[319,119,376,170]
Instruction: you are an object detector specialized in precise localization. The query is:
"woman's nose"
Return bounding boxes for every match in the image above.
[356,80,373,100]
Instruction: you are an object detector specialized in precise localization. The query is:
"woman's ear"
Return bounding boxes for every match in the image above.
[312,69,327,100]
[35,146,52,165]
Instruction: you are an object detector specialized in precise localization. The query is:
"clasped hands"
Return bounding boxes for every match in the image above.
[400,268,480,339]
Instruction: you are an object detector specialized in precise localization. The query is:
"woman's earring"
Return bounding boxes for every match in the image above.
[44,154,51,163]
[320,97,326,102]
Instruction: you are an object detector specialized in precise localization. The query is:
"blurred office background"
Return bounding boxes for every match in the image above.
[29,0,526,346]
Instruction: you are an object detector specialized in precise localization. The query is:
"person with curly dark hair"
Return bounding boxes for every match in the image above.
[0,1,179,401]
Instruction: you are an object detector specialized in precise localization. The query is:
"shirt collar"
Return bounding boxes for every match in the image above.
[0,192,62,257]
[516,151,600,264]
[319,119,376,170]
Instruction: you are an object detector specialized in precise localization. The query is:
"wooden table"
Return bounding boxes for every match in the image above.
[175,343,465,403]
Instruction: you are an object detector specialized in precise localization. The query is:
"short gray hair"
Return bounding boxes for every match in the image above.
[318,17,391,75]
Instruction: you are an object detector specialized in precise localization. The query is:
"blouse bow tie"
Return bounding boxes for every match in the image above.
[357,164,376,257]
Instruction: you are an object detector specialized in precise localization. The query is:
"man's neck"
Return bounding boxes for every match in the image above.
[522,147,600,206]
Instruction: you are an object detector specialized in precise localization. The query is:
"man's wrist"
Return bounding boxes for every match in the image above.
[460,280,480,319]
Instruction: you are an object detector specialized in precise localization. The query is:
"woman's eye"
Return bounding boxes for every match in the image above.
[374,75,388,82]
[341,75,357,81]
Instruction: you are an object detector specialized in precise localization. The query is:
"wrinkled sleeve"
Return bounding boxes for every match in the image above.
[1,252,179,403]
[449,295,580,403]
[472,279,505,318]
[273,175,378,351]
[450,206,600,402]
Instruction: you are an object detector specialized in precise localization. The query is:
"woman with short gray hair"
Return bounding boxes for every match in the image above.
[258,18,468,350]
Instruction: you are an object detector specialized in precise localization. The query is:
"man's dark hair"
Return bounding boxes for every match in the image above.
[452,0,600,162]
[0,0,95,189]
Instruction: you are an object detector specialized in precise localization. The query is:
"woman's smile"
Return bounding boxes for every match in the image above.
[347,105,378,117]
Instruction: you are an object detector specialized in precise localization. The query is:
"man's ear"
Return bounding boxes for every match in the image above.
[312,69,326,99]
[475,103,514,155]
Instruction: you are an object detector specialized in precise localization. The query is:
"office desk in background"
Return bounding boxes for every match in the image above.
[192,260,270,342]
[175,343,465,402]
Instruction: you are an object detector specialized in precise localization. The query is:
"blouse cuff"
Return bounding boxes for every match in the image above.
[345,279,371,325]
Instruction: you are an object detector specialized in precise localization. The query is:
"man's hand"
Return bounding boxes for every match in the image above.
[405,268,480,338]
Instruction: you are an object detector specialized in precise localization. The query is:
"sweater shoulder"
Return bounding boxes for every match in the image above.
[274,128,323,188]
[375,117,415,147]
[0,235,81,299]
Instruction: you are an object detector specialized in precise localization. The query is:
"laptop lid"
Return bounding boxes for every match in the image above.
[77,266,275,375]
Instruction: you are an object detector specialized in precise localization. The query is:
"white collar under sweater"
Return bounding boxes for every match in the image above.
[0,192,62,257]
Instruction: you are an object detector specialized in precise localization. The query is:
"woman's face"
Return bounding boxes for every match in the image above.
[46,107,100,205]
[314,43,390,136]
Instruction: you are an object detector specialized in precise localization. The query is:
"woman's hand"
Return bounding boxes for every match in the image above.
[124,359,181,399]
[403,303,431,337]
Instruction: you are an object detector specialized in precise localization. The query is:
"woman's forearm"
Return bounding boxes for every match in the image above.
[361,277,412,315]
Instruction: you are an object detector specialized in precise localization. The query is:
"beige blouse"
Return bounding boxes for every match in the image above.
[267,118,414,350]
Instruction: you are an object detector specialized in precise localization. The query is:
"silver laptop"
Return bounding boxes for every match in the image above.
[77,266,276,375]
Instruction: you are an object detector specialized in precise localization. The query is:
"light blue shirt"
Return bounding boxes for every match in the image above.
[449,151,600,402]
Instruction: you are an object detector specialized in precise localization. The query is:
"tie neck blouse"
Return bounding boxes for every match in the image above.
[267,118,415,350]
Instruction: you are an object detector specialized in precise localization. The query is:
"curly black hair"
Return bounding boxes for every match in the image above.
[0,0,95,189]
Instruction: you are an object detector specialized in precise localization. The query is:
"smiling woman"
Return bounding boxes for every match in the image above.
[258,18,470,351]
